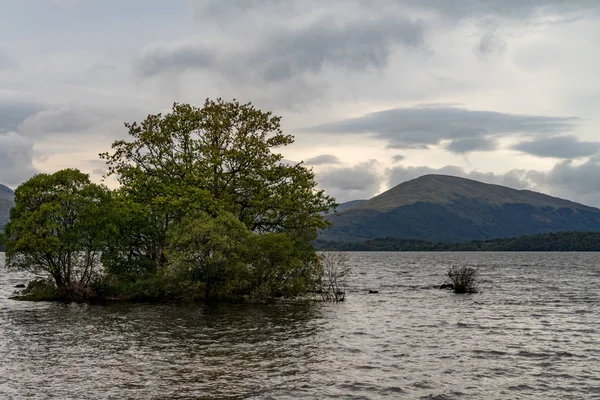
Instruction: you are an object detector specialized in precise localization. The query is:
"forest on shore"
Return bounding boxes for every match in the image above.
[314,231,600,251]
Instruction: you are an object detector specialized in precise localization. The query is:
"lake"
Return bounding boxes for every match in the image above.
[1,252,599,399]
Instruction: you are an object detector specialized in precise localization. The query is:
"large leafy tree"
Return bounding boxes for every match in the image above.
[4,169,112,298]
[100,98,336,237]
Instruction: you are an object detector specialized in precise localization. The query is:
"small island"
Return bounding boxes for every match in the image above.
[2,99,342,303]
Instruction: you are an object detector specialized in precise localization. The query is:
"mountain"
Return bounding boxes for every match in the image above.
[333,199,367,213]
[321,174,600,243]
[0,184,15,232]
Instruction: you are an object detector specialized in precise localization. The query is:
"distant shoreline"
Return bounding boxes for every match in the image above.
[314,231,600,252]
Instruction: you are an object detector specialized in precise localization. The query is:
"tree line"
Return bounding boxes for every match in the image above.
[314,231,600,251]
[1,99,338,302]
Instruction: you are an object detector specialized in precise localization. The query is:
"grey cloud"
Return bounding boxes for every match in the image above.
[305,154,341,165]
[392,154,405,162]
[301,106,579,149]
[0,132,38,187]
[318,161,381,202]
[135,42,216,77]
[474,30,506,58]
[88,62,117,76]
[387,165,538,192]
[396,0,600,22]
[0,102,43,133]
[512,135,600,159]
[17,106,130,138]
[0,50,16,69]
[136,16,423,82]
[19,107,102,137]
[200,0,284,18]
[537,159,600,206]
[83,159,109,177]
[447,137,497,154]
[257,17,424,82]
[386,161,600,207]
[200,0,600,22]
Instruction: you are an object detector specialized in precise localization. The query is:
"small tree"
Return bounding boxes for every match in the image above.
[4,169,112,300]
[166,212,250,300]
[446,266,478,294]
[315,252,351,302]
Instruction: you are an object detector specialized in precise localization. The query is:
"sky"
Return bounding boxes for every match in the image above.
[2,0,600,204]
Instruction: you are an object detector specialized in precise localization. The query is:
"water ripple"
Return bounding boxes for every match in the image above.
[1,252,600,399]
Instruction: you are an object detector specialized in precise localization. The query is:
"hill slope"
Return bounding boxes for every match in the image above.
[332,199,367,213]
[0,184,15,232]
[321,174,600,242]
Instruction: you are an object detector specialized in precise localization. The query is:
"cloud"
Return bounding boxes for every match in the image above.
[512,135,600,158]
[523,158,600,206]
[446,137,497,154]
[385,161,600,207]
[0,132,38,187]
[135,41,217,77]
[392,154,405,162]
[542,158,600,196]
[301,105,579,149]
[0,101,43,133]
[317,161,382,202]
[474,30,507,58]
[0,49,16,69]
[387,164,540,192]
[254,16,424,82]
[399,0,600,22]
[304,154,341,165]
[199,0,600,22]
[17,105,135,138]
[18,106,106,137]
[135,15,424,82]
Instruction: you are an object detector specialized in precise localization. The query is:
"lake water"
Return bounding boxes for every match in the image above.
[1,252,599,399]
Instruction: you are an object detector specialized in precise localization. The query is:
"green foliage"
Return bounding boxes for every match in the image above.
[166,212,251,300]
[244,232,316,301]
[8,100,336,303]
[4,169,113,300]
[12,278,57,301]
[100,194,166,278]
[446,266,478,294]
[100,98,336,238]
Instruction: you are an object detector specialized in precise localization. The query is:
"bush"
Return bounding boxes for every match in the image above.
[13,279,57,301]
[447,266,478,294]
[315,252,351,302]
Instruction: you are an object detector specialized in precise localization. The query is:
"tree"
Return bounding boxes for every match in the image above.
[166,212,251,300]
[3,169,112,300]
[100,98,336,240]
[244,232,319,300]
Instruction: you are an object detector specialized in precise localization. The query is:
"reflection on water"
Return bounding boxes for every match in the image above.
[1,252,600,399]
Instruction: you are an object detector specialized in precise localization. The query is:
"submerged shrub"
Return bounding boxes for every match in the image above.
[315,252,351,302]
[447,266,478,294]
[14,279,57,301]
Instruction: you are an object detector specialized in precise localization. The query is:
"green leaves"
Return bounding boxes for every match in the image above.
[100,98,335,235]
[4,169,113,298]
[9,99,338,303]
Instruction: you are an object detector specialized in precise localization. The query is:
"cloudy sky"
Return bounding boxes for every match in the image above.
[2,0,600,204]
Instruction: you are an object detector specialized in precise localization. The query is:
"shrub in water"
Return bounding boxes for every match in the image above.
[447,266,478,294]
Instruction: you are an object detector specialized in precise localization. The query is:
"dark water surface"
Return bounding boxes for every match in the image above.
[1,252,600,399]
